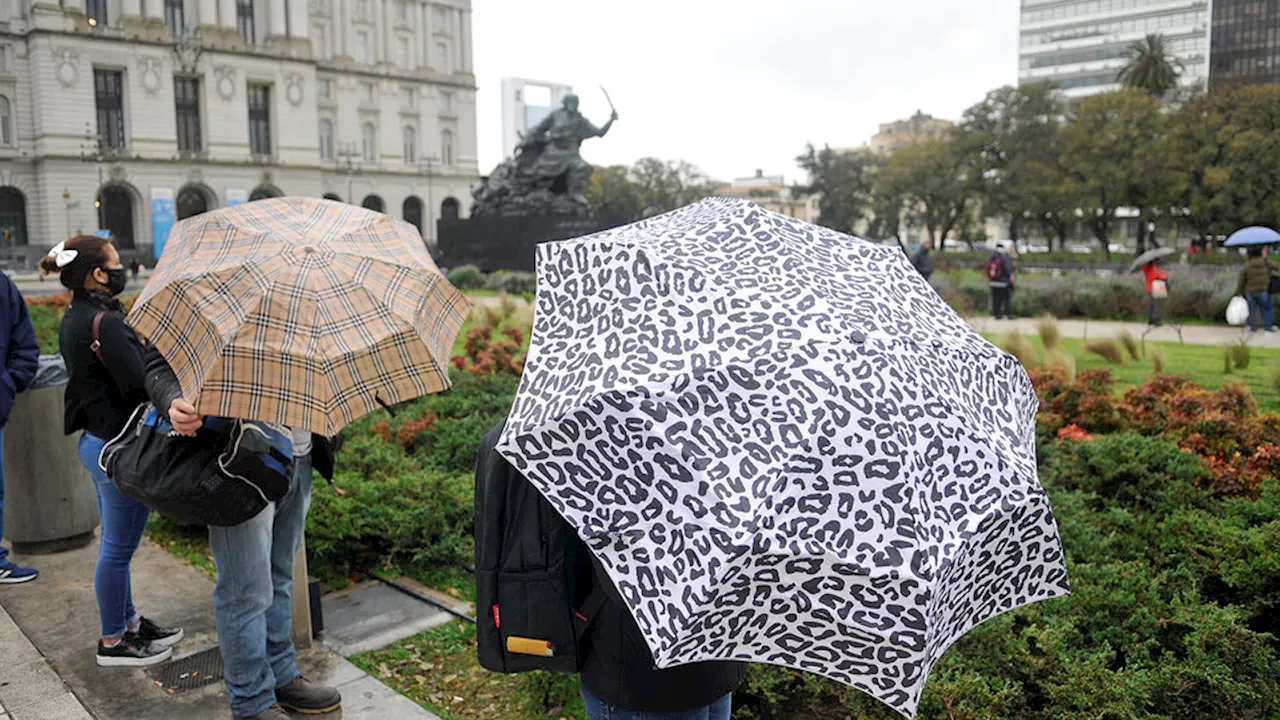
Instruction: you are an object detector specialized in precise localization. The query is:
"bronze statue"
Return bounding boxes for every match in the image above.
[472,92,619,218]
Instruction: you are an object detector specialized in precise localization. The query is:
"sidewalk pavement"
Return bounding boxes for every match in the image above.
[0,537,440,720]
[966,316,1280,349]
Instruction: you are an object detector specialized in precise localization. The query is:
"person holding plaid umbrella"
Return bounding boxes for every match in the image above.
[133,198,469,720]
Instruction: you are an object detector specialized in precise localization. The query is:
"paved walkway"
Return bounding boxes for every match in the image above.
[966,316,1280,349]
[0,537,439,720]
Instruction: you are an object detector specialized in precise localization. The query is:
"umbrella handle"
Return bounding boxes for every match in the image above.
[376,395,397,418]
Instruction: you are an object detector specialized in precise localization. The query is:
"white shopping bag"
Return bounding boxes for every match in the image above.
[1226,296,1250,326]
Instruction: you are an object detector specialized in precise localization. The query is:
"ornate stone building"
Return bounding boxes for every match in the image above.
[0,0,478,266]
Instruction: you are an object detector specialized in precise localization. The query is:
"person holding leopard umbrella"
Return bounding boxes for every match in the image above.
[482,198,1070,719]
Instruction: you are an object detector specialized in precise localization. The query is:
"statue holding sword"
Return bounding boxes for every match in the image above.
[473,87,619,217]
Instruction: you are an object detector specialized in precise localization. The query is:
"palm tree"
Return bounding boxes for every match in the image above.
[1117,34,1185,97]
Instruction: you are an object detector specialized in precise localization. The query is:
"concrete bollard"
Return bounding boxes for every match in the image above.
[3,386,100,554]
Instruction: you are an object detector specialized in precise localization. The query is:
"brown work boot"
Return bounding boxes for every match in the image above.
[275,676,342,714]
[233,705,289,720]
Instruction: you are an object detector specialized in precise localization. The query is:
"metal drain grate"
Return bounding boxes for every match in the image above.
[148,646,224,693]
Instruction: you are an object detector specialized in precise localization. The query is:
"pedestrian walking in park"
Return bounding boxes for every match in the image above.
[0,264,39,585]
[986,241,1015,319]
[475,420,748,720]
[1128,247,1175,327]
[912,239,934,282]
[1237,245,1276,333]
[40,235,183,667]
[130,198,467,720]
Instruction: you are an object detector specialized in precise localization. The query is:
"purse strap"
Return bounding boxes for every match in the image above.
[90,311,106,362]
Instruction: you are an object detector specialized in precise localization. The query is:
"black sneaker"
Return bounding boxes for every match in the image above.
[96,636,172,667]
[134,617,184,648]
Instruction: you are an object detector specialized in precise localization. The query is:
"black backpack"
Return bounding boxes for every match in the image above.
[474,421,607,674]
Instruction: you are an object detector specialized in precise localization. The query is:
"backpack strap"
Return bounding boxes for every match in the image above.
[90,311,107,361]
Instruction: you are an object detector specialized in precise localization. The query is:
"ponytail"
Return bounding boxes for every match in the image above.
[40,235,113,290]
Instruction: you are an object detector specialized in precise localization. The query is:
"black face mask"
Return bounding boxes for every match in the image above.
[104,268,129,296]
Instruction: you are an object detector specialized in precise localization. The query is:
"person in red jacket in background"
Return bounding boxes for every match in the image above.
[1142,258,1170,327]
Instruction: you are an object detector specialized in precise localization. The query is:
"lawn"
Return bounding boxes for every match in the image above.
[987,332,1280,413]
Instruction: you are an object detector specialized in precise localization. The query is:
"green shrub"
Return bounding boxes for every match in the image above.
[306,469,474,585]
[28,304,63,355]
[1041,432,1210,512]
[446,265,486,290]
[484,270,537,296]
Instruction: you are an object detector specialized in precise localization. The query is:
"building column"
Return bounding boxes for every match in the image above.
[218,0,238,28]
[412,0,423,67]
[453,8,462,74]
[287,0,309,38]
[268,0,288,37]
[375,0,388,64]
[460,7,471,72]
[121,0,142,18]
[141,0,164,19]
[337,0,349,56]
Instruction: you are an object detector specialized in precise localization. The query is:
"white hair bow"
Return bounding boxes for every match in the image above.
[47,241,78,268]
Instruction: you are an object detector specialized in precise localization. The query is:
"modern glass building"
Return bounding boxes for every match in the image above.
[1018,0,1211,100]
[1210,0,1280,86]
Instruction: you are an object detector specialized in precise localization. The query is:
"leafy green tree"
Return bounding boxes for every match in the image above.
[584,158,719,222]
[1062,90,1166,259]
[958,82,1066,243]
[1163,84,1280,239]
[876,136,976,249]
[794,144,877,234]
[1117,34,1184,98]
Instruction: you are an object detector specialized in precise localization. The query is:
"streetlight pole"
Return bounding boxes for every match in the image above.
[79,122,104,228]
[336,142,361,203]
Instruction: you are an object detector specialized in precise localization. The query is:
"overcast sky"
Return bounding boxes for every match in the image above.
[471,0,1021,184]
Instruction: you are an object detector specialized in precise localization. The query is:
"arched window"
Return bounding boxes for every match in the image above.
[176,184,211,220]
[440,196,459,221]
[402,126,416,164]
[362,195,385,213]
[440,128,454,166]
[318,119,334,161]
[249,185,282,201]
[322,192,343,202]
[362,122,377,162]
[97,185,136,250]
[0,96,12,146]
[402,195,423,235]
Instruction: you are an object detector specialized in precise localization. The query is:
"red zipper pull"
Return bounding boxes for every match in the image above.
[492,605,501,628]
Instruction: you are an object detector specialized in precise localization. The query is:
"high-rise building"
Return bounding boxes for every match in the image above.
[1210,0,1280,87]
[500,78,574,159]
[1018,0,1210,100]
[0,0,478,265]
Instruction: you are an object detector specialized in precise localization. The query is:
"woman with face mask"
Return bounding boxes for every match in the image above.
[40,235,182,668]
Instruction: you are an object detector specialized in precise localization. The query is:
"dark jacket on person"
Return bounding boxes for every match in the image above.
[0,273,38,429]
[987,251,1014,288]
[475,422,748,712]
[1237,256,1274,296]
[578,552,749,713]
[912,247,933,278]
[58,290,148,439]
[141,346,340,479]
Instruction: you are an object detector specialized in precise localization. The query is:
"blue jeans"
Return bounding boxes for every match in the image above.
[78,432,149,638]
[581,684,732,720]
[1248,292,1274,331]
[209,455,312,717]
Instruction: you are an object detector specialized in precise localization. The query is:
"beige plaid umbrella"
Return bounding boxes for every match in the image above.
[129,197,470,436]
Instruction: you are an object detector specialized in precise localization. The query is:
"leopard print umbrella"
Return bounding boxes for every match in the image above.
[497,198,1069,718]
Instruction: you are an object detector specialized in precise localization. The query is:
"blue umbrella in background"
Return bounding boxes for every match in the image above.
[1224,226,1280,247]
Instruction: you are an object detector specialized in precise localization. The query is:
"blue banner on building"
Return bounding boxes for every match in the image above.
[151,188,176,261]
